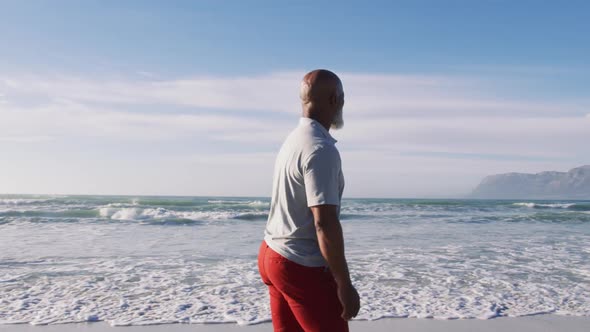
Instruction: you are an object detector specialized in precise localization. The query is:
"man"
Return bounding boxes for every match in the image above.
[258,69,360,332]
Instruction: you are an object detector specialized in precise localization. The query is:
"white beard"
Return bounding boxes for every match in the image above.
[330,107,344,130]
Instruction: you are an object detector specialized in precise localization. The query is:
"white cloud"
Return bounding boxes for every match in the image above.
[337,116,590,159]
[2,72,587,117]
[1,70,588,197]
[0,99,290,142]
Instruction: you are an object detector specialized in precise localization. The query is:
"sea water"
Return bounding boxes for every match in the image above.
[0,195,589,325]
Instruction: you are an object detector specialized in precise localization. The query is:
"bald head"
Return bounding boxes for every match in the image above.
[300,69,345,130]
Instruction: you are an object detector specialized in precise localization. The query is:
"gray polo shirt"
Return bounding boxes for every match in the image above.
[264,117,345,267]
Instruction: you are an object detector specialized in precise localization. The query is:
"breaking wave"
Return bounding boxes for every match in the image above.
[98,206,268,223]
[513,202,590,211]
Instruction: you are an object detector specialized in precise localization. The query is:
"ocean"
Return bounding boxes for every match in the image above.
[1,195,589,326]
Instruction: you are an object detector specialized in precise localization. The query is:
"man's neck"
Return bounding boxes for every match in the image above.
[302,113,331,132]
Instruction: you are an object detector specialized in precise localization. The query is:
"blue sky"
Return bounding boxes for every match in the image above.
[1,1,589,197]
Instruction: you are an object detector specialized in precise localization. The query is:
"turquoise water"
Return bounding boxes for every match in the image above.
[1,195,589,325]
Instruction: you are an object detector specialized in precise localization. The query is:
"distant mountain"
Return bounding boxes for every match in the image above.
[471,165,590,199]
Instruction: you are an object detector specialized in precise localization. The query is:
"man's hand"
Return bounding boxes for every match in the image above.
[337,282,360,320]
[311,204,361,320]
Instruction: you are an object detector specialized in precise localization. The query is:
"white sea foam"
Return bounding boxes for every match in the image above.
[347,244,590,320]
[513,202,576,209]
[0,198,50,205]
[1,243,588,326]
[208,200,269,207]
[2,196,589,326]
[98,206,266,222]
[247,200,269,207]
[0,257,270,326]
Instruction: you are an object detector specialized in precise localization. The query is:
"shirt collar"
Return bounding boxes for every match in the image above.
[299,117,338,143]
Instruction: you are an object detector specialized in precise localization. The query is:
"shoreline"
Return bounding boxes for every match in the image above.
[2,315,590,332]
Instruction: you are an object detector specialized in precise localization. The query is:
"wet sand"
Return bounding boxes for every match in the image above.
[2,315,589,332]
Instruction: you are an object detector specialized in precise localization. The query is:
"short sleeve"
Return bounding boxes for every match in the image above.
[303,145,342,207]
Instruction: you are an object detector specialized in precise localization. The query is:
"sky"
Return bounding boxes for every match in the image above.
[1,0,589,198]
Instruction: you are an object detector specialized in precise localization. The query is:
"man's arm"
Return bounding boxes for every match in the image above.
[311,204,360,320]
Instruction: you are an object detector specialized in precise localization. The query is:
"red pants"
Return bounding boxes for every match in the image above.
[258,241,349,332]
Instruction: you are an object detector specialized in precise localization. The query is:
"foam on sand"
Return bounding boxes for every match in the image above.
[1,242,588,326]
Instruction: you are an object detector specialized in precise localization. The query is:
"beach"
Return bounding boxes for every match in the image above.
[2,315,590,332]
